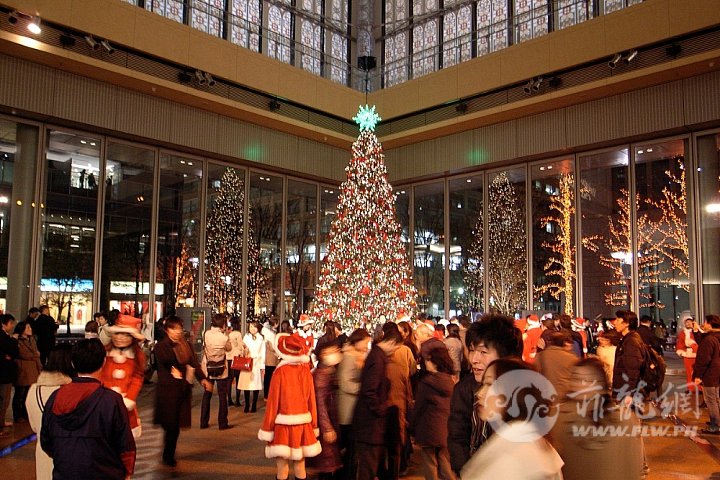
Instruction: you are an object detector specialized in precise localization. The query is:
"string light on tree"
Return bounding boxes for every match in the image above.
[309,105,417,330]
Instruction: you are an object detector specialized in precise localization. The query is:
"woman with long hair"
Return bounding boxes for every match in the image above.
[13,320,42,423]
[239,320,265,413]
[227,316,243,406]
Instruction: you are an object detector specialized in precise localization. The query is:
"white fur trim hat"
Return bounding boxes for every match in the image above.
[274,333,310,364]
[107,315,145,340]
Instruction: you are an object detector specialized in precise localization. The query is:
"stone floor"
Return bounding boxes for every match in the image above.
[2,353,720,479]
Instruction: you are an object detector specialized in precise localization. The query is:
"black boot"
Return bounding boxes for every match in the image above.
[234,389,241,407]
[244,391,250,413]
[251,391,258,412]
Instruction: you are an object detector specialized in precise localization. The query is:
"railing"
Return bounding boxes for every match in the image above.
[124,0,644,92]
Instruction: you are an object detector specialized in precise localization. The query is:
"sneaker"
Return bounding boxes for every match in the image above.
[162,458,177,467]
[701,428,720,435]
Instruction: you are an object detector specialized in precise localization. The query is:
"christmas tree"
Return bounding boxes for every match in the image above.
[205,167,262,317]
[309,105,418,330]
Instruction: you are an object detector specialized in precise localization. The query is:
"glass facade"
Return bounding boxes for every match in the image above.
[4,115,718,329]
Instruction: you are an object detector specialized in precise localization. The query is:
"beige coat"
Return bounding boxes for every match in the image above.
[337,345,365,425]
[16,336,42,386]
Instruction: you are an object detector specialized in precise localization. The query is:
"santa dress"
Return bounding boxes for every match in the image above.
[100,343,146,438]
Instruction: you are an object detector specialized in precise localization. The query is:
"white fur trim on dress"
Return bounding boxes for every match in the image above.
[265,441,322,460]
[258,429,274,442]
[275,412,312,425]
[132,424,142,439]
[313,428,320,437]
[123,397,136,410]
[112,369,126,380]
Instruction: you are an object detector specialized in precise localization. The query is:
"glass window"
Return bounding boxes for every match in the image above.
[557,0,591,30]
[697,133,720,318]
[395,187,410,258]
[320,186,339,261]
[603,0,644,15]
[250,172,283,317]
[412,0,439,79]
[634,139,691,325]
[579,148,630,318]
[487,169,527,315]
[450,174,484,317]
[477,0,509,56]
[514,0,549,44]
[442,1,472,68]
[1,122,39,317]
[384,0,409,87]
[414,182,445,318]
[101,143,156,322]
[156,154,202,320]
[145,0,185,23]
[328,0,350,84]
[191,0,225,37]
[531,159,576,316]
[299,0,323,75]
[267,0,293,64]
[285,180,317,319]
[229,0,262,52]
[39,130,100,331]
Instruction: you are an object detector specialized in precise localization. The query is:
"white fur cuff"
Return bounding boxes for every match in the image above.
[275,412,312,425]
[314,428,320,437]
[123,397,136,411]
[258,429,274,442]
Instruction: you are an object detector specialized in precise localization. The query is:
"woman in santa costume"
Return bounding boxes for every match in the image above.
[676,314,701,392]
[258,333,321,480]
[100,314,146,438]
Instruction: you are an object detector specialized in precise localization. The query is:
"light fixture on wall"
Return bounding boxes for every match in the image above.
[194,70,207,85]
[84,35,99,50]
[204,72,216,86]
[624,50,638,64]
[532,77,544,92]
[7,11,18,24]
[455,102,467,113]
[59,32,75,47]
[100,39,114,54]
[177,71,193,83]
[269,99,281,111]
[27,16,41,34]
[608,53,622,69]
[548,76,562,88]
[522,79,534,95]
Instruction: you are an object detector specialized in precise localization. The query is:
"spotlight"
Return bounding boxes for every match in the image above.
[177,71,193,83]
[84,35,99,50]
[194,70,207,85]
[608,53,622,69]
[532,77,544,91]
[666,43,682,57]
[548,76,562,88]
[522,80,533,95]
[8,11,18,25]
[100,39,114,54]
[27,16,41,34]
[455,103,467,113]
[204,71,216,86]
[59,33,75,47]
[623,50,638,64]
[269,99,281,111]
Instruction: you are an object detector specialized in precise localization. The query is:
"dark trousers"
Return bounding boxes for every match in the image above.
[163,425,180,462]
[263,365,276,398]
[227,360,240,404]
[355,441,383,480]
[12,385,30,421]
[339,424,355,480]
[200,377,231,428]
[378,406,401,480]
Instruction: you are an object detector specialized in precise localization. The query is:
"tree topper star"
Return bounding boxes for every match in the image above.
[353,104,381,132]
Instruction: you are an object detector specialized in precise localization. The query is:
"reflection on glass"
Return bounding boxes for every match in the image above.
[286,180,317,319]
[450,175,483,317]
[414,182,445,317]
[532,159,576,316]
[635,139,690,324]
[250,172,283,317]
[579,148,630,317]
[320,186,339,261]
[40,130,99,330]
[157,154,202,318]
[101,143,155,323]
[395,188,410,258]
[697,133,720,317]
[487,169,527,315]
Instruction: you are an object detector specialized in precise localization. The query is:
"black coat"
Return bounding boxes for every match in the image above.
[638,324,664,355]
[447,373,479,472]
[0,328,19,384]
[34,314,58,357]
[352,345,389,445]
[694,332,720,387]
[410,371,454,447]
[153,337,205,429]
[612,330,644,398]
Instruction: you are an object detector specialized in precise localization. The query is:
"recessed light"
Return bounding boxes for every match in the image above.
[540,166,545,171]
[90,142,96,146]
[188,162,193,166]
[80,140,87,144]
[466,179,472,183]
[646,148,653,152]
[547,165,553,169]
[638,150,644,154]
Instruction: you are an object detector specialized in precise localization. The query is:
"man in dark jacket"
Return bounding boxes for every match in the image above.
[352,324,403,480]
[34,305,58,365]
[447,314,523,474]
[612,310,645,404]
[0,314,19,436]
[693,314,720,434]
[638,315,664,356]
[41,338,136,479]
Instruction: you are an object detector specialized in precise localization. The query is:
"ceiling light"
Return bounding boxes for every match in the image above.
[204,72,216,86]
[194,70,207,85]
[540,166,545,171]
[638,150,644,154]
[547,165,553,170]
[269,99,281,111]
[59,32,75,47]
[624,50,638,64]
[8,11,18,25]
[646,148,653,152]
[27,17,41,34]
[100,39,114,54]
[80,140,87,144]
[177,71,193,83]
[608,53,622,69]
[522,80,533,95]
[532,77,543,91]
[84,35,99,50]
[466,179,472,183]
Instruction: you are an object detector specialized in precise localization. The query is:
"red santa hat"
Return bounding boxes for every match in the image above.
[571,317,585,331]
[296,314,312,328]
[274,333,310,364]
[107,315,145,340]
[526,314,541,329]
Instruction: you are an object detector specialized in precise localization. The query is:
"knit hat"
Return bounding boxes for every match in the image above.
[107,315,145,340]
[275,333,310,364]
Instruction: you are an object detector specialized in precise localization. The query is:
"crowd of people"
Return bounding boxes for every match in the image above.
[2,306,720,480]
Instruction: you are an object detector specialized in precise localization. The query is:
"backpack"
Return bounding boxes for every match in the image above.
[640,341,666,394]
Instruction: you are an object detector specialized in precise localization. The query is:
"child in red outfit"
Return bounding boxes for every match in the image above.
[259,333,321,480]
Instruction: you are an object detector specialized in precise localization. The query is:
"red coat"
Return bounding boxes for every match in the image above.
[258,361,321,460]
[523,328,543,363]
[100,344,146,437]
[676,329,699,359]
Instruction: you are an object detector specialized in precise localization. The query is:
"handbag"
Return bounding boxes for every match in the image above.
[203,335,226,378]
[231,355,253,372]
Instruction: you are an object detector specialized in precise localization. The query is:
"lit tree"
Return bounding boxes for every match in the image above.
[487,172,526,315]
[205,168,262,317]
[309,105,417,330]
[463,208,484,310]
[175,238,196,306]
[535,173,575,316]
